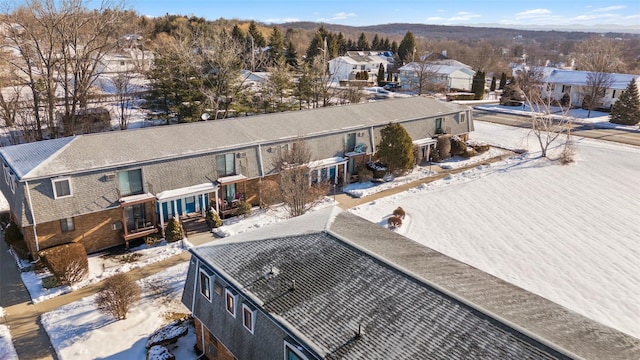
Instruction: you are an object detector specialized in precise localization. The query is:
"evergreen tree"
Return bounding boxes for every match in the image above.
[336,32,347,55]
[499,72,507,90]
[610,79,640,125]
[382,37,391,51]
[398,32,416,65]
[387,71,393,82]
[285,40,298,68]
[248,21,266,48]
[471,71,485,100]
[267,26,285,66]
[490,76,497,91]
[376,123,415,175]
[357,33,370,51]
[231,24,245,43]
[377,63,385,84]
[306,32,324,63]
[391,40,398,54]
[371,34,381,50]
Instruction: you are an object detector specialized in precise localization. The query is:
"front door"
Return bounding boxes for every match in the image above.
[185,196,196,214]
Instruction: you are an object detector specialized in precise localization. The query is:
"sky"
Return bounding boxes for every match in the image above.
[124,0,640,30]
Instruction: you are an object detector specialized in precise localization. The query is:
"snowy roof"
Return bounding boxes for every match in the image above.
[188,208,640,360]
[542,69,637,89]
[156,182,217,201]
[307,156,346,169]
[1,97,467,181]
[399,62,475,76]
[189,209,569,359]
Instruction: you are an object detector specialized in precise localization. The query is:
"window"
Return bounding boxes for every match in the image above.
[225,288,238,317]
[460,113,466,123]
[344,133,356,152]
[60,218,75,233]
[562,85,571,93]
[52,178,72,199]
[284,342,309,360]
[118,169,143,196]
[435,117,444,134]
[216,154,235,177]
[242,304,256,334]
[199,270,212,301]
[124,203,147,231]
[8,171,15,194]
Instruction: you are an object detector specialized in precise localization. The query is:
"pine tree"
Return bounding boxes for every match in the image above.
[371,34,381,50]
[472,71,485,100]
[376,123,415,175]
[248,21,266,48]
[285,41,298,69]
[610,79,640,125]
[490,76,497,91]
[397,32,416,65]
[267,26,285,66]
[357,33,370,51]
[377,63,385,84]
[499,72,507,90]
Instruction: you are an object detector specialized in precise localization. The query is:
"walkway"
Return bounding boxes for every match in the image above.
[0,153,512,360]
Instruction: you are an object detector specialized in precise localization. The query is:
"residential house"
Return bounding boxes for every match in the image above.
[181,207,639,359]
[95,48,154,75]
[398,62,475,92]
[328,52,389,85]
[539,68,639,109]
[0,97,473,258]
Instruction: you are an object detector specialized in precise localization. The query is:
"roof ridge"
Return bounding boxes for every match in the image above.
[22,136,79,179]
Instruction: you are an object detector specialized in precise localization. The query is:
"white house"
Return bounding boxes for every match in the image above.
[328,52,389,83]
[95,48,154,75]
[540,68,639,109]
[398,62,476,92]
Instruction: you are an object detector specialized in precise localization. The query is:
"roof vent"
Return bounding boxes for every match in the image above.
[263,265,280,280]
[356,324,365,338]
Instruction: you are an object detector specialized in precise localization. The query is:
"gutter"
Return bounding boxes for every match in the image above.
[24,180,40,259]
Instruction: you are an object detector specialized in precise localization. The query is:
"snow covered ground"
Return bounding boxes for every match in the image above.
[0,307,19,360]
[41,262,195,360]
[22,240,186,304]
[351,121,640,339]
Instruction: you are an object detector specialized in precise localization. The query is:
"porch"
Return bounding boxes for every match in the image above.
[216,175,247,218]
[119,193,158,245]
[156,182,219,233]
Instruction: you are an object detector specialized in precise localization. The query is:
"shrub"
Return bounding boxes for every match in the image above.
[234,201,251,217]
[39,243,88,285]
[95,273,141,320]
[164,218,184,242]
[393,207,406,219]
[356,166,373,183]
[206,209,223,229]
[144,234,162,247]
[387,216,402,229]
[463,148,478,158]
[436,135,452,160]
[4,220,23,246]
[450,136,467,157]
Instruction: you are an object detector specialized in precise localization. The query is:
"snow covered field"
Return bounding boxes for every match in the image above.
[41,263,195,360]
[351,121,640,339]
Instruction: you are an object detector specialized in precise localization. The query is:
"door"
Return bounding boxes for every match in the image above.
[185,196,196,214]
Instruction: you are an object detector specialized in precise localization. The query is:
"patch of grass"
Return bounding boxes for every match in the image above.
[162,311,190,322]
[42,275,59,289]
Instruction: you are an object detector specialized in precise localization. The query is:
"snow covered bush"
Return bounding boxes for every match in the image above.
[206,209,223,229]
[164,218,184,242]
[450,135,467,157]
[436,135,452,161]
[95,273,141,320]
[39,242,88,285]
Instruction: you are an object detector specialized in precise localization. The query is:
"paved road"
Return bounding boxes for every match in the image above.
[473,109,640,147]
[1,234,57,360]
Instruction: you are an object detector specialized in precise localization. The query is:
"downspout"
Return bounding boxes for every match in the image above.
[257,144,264,206]
[24,180,40,259]
[369,126,375,157]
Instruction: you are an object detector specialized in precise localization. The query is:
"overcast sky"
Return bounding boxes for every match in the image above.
[123,0,639,29]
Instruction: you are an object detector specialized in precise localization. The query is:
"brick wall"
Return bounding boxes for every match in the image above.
[194,317,236,360]
[30,207,125,255]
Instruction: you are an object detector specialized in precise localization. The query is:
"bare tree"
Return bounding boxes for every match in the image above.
[111,72,133,129]
[95,273,141,320]
[274,138,328,217]
[522,88,574,160]
[573,36,623,118]
[1,0,126,139]
[406,59,445,95]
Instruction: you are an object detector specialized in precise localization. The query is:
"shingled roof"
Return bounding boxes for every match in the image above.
[190,208,640,360]
[0,97,467,180]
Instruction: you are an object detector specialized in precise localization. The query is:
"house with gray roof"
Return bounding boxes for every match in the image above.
[182,207,640,359]
[0,97,473,257]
